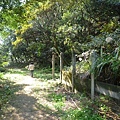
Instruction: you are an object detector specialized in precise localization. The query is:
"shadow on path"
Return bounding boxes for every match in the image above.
[1,93,59,120]
[0,72,61,120]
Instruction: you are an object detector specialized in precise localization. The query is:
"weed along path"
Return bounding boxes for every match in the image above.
[1,69,120,120]
[0,69,79,120]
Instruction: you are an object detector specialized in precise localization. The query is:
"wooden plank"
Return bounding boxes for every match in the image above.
[60,52,63,83]
[95,81,120,100]
[72,50,76,92]
[90,50,96,100]
[52,53,55,80]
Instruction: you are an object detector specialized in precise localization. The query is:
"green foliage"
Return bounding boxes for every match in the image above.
[61,94,109,120]
[0,67,6,72]
[34,67,52,80]
[2,62,9,67]
[34,67,59,80]
[48,93,65,110]
[0,0,23,9]
[0,79,16,110]
[0,67,118,119]
[0,0,120,70]
[49,93,65,102]
[88,28,120,84]
[76,61,90,73]
[95,51,120,84]
[62,107,104,120]
[0,73,4,79]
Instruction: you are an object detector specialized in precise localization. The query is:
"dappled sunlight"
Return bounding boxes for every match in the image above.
[1,69,65,119]
[3,68,116,119]
[9,68,25,72]
[1,71,61,120]
[8,68,27,75]
[1,93,58,120]
[3,73,36,85]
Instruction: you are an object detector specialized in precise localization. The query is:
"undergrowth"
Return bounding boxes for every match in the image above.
[62,107,104,120]
[0,73,16,111]
[0,67,119,120]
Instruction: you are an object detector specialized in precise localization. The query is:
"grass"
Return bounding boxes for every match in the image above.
[34,67,60,80]
[62,108,104,120]
[0,73,23,113]
[0,67,120,120]
[45,88,105,120]
[47,93,65,110]
[46,92,105,120]
[5,66,60,80]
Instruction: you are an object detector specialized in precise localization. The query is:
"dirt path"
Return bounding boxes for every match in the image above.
[1,72,77,120]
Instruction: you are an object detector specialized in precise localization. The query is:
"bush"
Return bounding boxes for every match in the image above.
[2,62,9,67]
[0,67,6,72]
[62,107,104,120]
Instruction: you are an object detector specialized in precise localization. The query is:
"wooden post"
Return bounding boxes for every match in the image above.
[60,52,63,83]
[72,50,76,92]
[101,46,103,57]
[90,50,96,100]
[52,52,55,80]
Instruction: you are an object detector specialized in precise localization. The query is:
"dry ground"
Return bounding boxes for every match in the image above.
[0,72,79,120]
[0,69,120,120]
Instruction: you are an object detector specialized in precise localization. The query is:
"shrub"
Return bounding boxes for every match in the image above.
[62,107,104,120]
[0,67,6,72]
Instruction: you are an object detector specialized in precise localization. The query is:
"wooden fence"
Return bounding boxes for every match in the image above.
[52,52,120,100]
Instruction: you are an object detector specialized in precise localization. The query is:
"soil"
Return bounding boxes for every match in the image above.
[0,70,120,120]
[0,72,79,120]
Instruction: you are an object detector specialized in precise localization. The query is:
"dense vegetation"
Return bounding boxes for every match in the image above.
[0,1,120,119]
[0,0,120,85]
[0,68,119,120]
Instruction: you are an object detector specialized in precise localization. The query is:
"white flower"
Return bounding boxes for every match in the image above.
[105,37,113,43]
[79,58,82,61]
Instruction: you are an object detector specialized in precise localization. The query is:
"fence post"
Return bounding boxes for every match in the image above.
[90,50,96,100]
[52,52,55,80]
[72,50,76,92]
[60,52,63,83]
